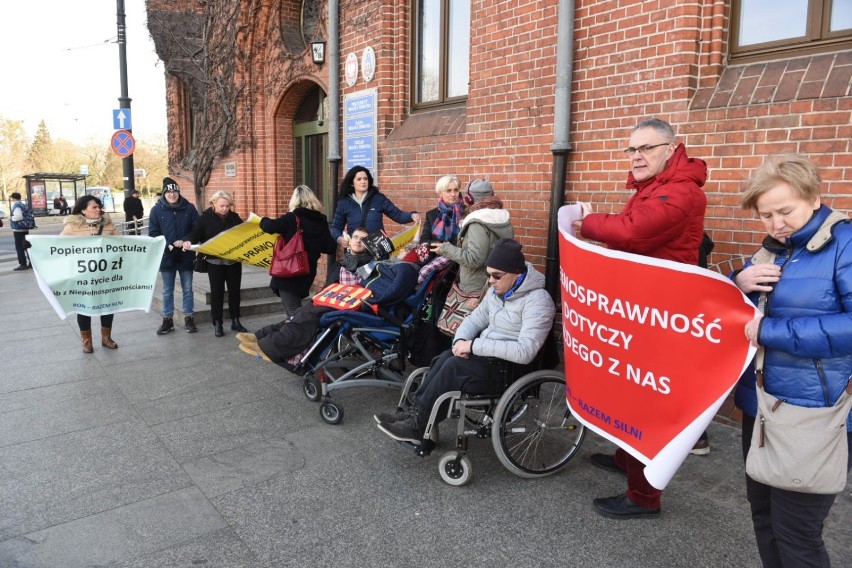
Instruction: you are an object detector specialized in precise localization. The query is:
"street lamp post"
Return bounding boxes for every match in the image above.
[117,0,136,196]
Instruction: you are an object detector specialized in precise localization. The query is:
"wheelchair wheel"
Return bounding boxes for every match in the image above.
[402,366,429,407]
[491,369,585,478]
[320,400,344,425]
[303,376,321,402]
[438,452,473,486]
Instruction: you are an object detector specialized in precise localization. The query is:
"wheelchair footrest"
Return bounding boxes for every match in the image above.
[405,439,436,457]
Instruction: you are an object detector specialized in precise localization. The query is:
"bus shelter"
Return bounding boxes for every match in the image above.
[23,173,88,216]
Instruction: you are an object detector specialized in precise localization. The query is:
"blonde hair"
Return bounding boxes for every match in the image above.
[209,190,234,206]
[741,154,822,210]
[435,175,460,195]
[289,185,324,212]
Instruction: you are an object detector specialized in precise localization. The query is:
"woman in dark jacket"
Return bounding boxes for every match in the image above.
[330,165,420,248]
[260,185,337,318]
[732,154,852,568]
[183,191,246,337]
[420,174,464,246]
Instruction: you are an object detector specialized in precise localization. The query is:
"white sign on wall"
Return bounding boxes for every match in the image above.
[361,46,376,83]
[345,52,359,87]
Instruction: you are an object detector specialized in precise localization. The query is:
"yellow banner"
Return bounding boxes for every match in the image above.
[193,216,420,268]
[194,213,278,269]
[391,222,421,256]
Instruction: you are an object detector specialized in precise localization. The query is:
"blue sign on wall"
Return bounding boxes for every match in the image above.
[345,93,375,115]
[343,89,378,175]
[345,115,374,136]
[346,136,374,169]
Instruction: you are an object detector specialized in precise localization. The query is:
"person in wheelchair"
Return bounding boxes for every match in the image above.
[239,227,419,364]
[376,238,556,444]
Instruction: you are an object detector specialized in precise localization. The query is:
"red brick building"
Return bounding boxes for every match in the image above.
[147,0,851,281]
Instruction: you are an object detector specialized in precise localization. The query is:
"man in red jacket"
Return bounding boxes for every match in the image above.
[573,117,708,519]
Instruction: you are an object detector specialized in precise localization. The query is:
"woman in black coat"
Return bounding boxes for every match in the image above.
[420,174,464,245]
[183,190,246,337]
[260,185,337,318]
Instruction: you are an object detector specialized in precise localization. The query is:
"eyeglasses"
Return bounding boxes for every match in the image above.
[486,271,506,281]
[624,143,670,156]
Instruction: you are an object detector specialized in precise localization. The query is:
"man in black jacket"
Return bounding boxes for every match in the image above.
[123,189,144,235]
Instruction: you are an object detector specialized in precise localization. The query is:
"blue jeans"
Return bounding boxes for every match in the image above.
[161,269,194,317]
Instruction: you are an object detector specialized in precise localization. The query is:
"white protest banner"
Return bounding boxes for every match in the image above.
[558,205,759,489]
[28,235,166,319]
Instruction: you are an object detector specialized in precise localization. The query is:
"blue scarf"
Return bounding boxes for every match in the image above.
[431,199,464,242]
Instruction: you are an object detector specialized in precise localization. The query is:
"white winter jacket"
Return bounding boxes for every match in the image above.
[454,263,555,365]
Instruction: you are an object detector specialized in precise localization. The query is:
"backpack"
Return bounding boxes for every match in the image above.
[14,202,36,230]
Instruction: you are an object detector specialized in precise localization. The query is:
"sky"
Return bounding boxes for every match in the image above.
[0,1,167,147]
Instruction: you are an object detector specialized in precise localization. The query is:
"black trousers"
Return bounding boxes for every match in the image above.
[742,414,851,568]
[13,231,29,266]
[77,314,114,332]
[207,262,242,322]
[414,350,498,423]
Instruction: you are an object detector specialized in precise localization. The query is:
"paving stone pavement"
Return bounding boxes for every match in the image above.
[1,262,850,567]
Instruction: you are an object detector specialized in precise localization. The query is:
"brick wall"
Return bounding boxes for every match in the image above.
[154,0,851,273]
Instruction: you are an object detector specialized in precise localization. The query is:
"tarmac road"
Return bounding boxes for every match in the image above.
[0,256,849,567]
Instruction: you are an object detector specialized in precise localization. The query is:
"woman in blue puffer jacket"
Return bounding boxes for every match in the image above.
[330,165,420,247]
[732,154,852,568]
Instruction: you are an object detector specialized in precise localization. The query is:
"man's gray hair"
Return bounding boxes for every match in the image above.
[633,118,675,142]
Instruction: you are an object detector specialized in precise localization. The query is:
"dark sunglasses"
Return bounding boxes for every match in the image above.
[486,271,506,281]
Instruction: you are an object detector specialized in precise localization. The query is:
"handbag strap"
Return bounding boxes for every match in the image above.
[752,249,777,389]
[294,214,302,233]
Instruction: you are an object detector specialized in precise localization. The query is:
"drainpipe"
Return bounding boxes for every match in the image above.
[327,0,341,272]
[545,0,575,301]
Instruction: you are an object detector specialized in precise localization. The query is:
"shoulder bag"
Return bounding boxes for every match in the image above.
[193,253,208,273]
[745,286,852,494]
[269,215,310,278]
[436,279,489,337]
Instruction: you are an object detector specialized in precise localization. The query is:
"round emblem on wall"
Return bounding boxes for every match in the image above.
[361,46,376,83]
[345,52,359,87]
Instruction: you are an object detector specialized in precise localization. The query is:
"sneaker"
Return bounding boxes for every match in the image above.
[235,332,257,343]
[184,316,198,333]
[156,317,175,335]
[690,438,710,456]
[239,342,271,362]
[374,409,409,424]
[377,411,426,444]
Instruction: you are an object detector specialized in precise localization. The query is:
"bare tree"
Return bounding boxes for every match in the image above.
[147,0,325,205]
[0,117,28,201]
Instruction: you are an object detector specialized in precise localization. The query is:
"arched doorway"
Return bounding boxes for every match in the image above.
[293,85,330,211]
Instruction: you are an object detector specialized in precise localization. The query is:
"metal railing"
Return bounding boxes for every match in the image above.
[115,217,149,235]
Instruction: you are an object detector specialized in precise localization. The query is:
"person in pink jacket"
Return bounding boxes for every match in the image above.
[573,117,708,520]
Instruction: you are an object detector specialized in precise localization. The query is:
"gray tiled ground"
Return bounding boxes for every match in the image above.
[0,266,849,567]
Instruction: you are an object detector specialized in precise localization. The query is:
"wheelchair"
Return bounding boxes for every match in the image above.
[291,269,440,425]
[390,340,587,486]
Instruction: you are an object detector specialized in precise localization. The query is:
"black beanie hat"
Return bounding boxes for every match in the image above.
[163,177,180,192]
[486,238,525,274]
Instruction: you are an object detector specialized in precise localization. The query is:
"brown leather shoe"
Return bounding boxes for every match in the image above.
[101,327,118,349]
[81,330,94,353]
